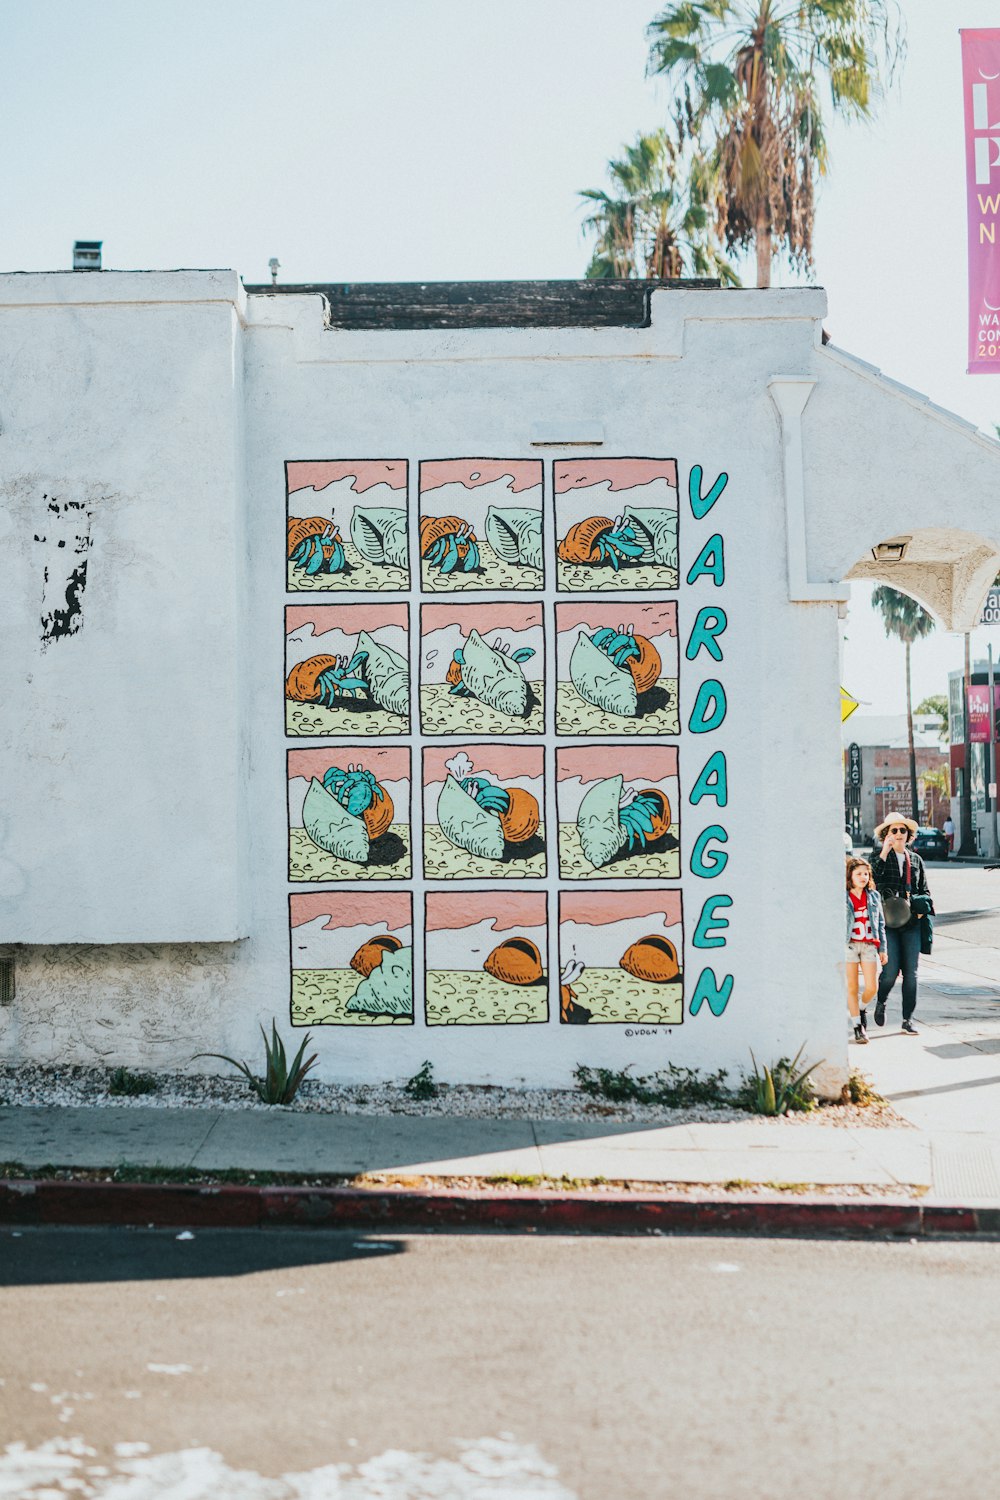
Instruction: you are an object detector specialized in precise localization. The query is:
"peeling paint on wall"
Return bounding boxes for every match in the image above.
[36,493,92,646]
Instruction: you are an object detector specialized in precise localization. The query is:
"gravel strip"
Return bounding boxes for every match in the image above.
[0,1065,904,1128]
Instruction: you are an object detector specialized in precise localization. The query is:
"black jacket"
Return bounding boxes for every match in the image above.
[871,846,931,931]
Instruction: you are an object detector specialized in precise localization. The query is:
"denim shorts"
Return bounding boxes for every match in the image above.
[846,940,880,964]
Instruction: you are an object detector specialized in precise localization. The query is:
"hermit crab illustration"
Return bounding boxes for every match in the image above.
[619,934,680,984]
[483,937,545,987]
[347,936,413,1018]
[437,751,540,862]
[301,762,395,866]
[420,515,481,575]
[558,515,644,571]
[560,959,591,1024]
[445,630,535,717]
[569,622,661,717]
[287,516,349,577]
[286,630,409,720]
[576,776,672,870]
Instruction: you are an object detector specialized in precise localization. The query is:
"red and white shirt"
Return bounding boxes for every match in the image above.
[848,890,878,946]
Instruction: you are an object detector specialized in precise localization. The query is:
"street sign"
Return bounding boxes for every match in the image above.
[848,743,862,787]
[980,588,1000,626]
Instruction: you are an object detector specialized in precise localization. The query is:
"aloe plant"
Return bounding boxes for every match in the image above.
[195,1021,318,1105]
[743,1046,820,1117]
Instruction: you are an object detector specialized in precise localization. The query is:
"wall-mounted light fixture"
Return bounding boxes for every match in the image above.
[73,240,102,272]
[871,537,911,563]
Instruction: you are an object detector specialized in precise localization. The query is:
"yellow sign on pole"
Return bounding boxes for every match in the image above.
[840,686,859,723]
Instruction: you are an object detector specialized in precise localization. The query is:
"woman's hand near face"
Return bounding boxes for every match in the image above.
[881,836,895,858]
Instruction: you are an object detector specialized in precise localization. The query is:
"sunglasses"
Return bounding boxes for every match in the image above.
[887,826,909,835]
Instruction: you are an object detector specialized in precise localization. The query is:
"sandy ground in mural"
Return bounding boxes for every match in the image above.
[292,969,412,1026]
[426,969,549,1025]
[422,824,546,879]
[556,559,679,593]
[557,823,679,880]
[286,701,409,737]
[565,968,683,1025]
[555,679,679,736]
[421,541,542,593]
[287,541,408,593]
[288,827,411,882]
[420,682,544,736]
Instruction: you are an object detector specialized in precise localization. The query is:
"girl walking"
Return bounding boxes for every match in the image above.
[845,857,887,1043]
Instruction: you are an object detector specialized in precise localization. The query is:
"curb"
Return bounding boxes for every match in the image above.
[2,1180,999,1238]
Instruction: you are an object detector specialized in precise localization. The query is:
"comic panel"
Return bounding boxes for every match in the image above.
[288,747,411,882]
[419,459,543,592]
[558,891,683,1025]
[285,604,409,737]
[555,602,678,736]
[557,745,679,880]
[420,602,544,736]
[422,744,545,879]
[290,892,413,1026]
[286,460,409,592]
[554,458,678,592]
[425,891,549,1026]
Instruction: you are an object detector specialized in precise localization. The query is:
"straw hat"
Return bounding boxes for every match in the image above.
[874,813,919,840]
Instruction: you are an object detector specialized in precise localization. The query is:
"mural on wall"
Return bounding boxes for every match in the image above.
[287,747,410,881]
[419,460,544,592]
[285,604,410,736]
[425,892,549,1025]
[555,459,679,593]
[422,744,545,879]
[286,461,409,592]
[558,891,684,1025]
[420,603,544,735]
[290,892,413,1025]
[557,745,678,880]
[555,601,678,736]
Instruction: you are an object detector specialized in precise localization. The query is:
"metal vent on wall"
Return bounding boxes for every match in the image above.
[0,958,13,1006]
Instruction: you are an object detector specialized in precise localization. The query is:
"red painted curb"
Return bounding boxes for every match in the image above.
[1,1179,991,1237]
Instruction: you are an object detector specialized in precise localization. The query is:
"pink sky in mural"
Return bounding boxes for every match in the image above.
[290,892,412,929]
[287,746,409,783]
[555,601,677,637]
[554,459,677,493]
[426,892,547,933]
[287,461,406,495]
[561,891,682,926]
[556,745,677,782]
[423,743,543,784]
[422,602,542,633]
[286,603,408,636]
[420,460,541,495]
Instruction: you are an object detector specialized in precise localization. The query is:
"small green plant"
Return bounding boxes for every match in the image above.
[195,1020,318,1106]
[737,1046,820,1116]
[573,1061,731,1108]
[107,1066,158,1097]
[403,1060,438,1100]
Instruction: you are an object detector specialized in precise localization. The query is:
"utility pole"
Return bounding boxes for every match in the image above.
[960,631,976,855]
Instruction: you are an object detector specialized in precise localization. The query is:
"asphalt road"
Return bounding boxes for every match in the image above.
[3,1228,1000,1498]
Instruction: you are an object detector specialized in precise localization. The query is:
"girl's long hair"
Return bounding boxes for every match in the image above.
[846,856,875,893]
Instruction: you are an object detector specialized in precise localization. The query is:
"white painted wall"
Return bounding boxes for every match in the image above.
[3,274,1000,1094]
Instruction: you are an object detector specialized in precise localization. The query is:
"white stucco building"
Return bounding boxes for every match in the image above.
[2,270,999,1095]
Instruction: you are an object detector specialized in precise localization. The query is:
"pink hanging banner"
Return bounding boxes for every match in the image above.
[963,30,1000,373]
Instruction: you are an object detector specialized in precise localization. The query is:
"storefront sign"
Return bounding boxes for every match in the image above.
[962,30,1000,374]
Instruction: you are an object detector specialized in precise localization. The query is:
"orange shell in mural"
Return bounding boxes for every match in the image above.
[288,516,340,557]
[619,935,679,984]
[350,934,403,978]
[624,635,661,696]
[636,787,672,843]
[483,937,544,986]
[286,654,340,703]
[498,787,540,845]
[419,515,476,557]
[362,787,394,842]
[557,516,614,564]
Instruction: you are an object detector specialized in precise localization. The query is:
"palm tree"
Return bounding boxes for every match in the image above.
[647,0,903,287]
[580,128,739,282]
[871,586,936,822]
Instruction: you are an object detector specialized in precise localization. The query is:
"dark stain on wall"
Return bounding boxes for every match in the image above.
[37,495,93,646]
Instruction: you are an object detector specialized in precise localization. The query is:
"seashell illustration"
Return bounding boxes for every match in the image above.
[577,775,629,869]
[619,935,680,984]
[303,778,371,863]
[350,933,403,978]
[569,627,660,716]
[357,630,409,718]
[347,945,413,1016]
[621,506,677,568]
[483,937,544,986]
[286,654,341,704]
[498,786,540,844]
[485,507,543,571]
[460,629,531,717]
[437,776,506,860]
[350,506,408,569]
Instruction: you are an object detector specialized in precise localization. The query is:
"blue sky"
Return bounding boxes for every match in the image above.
[3,0,998,714]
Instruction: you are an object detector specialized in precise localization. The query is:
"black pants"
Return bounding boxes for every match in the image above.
[878,924,921,1020]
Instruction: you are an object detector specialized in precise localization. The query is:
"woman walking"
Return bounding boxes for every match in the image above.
[845,857,886,1044]
[871,815,934,1035]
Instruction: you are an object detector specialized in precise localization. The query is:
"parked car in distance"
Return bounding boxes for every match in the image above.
[913,826,949,861]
